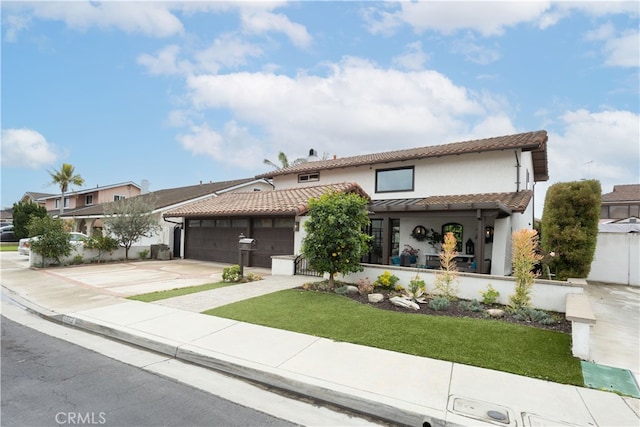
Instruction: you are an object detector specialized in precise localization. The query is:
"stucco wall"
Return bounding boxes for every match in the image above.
[589,232,639,286]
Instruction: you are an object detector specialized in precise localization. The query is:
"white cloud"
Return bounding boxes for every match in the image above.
[603,30,640,68]
[137,45,190,76]
[365,1,552,36]
[584,22,616,41]
[392,41,429,70]
[183,57,516,166]
[451,36,502,65]
[4,2,184,39]
[1,128,57,169]
[176,124,224,159]
[548,109,639,187]
[240,8,312,48]
[195,33,264,73]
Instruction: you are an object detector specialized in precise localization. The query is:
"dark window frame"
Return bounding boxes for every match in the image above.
[375,166,415,193]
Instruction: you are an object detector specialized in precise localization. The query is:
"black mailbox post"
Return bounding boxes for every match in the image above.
[238,233,257,277]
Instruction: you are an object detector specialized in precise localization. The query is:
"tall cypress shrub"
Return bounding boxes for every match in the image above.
[541,180,601,280]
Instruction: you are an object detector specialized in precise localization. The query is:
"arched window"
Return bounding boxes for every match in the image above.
[442,223,463,252]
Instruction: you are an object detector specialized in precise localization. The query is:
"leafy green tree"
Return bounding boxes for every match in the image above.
[27,216,73,267]
[541,180,601,280]
[301,190,371,288]
[48,163,84,215]
[12,201,48,239]
[263,151,307,169]
[102,195,160,260]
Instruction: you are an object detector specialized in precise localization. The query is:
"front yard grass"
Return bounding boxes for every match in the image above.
[128,281,236,302]
[204,289,583,386]
[1,244,18,252]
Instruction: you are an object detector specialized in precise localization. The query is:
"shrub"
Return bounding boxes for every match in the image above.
[373,270,400,289]
[459,299,483,312]
[334,285,350,295]
[138,249,150,260]
[357,277,374,295]
[405,274,426,302]
[480,284,500,305]
[432,232,459,300]
[509,229,543,309]
[27,216,73,267]
[429,296,451,311]
[85,235,119,263]
[72,254,84,265]
[222,265,242,282]
[245,272,262,282]
[512,307,555,325]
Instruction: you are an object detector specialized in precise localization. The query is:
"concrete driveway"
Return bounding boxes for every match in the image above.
[584,282,640,384]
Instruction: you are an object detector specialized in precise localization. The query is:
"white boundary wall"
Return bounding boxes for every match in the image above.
[29,245,151,267]
[589,232,639,286]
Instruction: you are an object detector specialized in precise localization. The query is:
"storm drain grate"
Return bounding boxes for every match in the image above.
[581,361,640,398]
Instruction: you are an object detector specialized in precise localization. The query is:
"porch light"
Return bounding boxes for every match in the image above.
[485,227,494,243]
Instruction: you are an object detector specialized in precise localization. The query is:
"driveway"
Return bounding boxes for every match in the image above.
[584,282,640,384]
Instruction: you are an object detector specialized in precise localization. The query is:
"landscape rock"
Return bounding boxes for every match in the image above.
[486,308,505,318]
[390,296,420,311]
[368,293,384,303]
[346,285,359,294]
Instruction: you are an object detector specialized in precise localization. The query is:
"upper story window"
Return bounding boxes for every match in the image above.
[85,194,94,205]
[54,198,70,209]
[375,167,414,193]
[114,195,126,201]
[298,172,319,183]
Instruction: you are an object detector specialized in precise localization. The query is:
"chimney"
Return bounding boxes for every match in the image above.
[308,148,318,161]
[141,179,150,194]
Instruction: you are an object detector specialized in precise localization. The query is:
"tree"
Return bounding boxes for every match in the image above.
[12,201,48,239]
[102,195,160,260]
[48,163,84,215]
[263,152,307,169]
[27,216,73,267]
[301,190,371,288]
[541,180,601,280]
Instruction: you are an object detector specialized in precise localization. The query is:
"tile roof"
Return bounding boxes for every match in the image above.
[602,184,640,203]
[61,178,263,217]
[369,191,533,214]
[256,130,549,181]
[164,182,368,218]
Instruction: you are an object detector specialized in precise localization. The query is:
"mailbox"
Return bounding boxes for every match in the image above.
[239,237,257,251]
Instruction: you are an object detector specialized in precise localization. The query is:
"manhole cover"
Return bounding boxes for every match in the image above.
[487,410,508,422]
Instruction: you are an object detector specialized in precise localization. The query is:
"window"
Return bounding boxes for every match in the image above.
[442,223,463,252]
[375,167,414,193]
[298,172,319,183]
[253,218,273,228]
[114,195,126,201]
[188,220,201,228]
[54,198,70,209]
[274,218,294,228]
[85,194,93,205]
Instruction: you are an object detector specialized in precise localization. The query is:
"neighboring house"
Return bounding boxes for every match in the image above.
[165,130,549,275]
[38,181,143,214]
[61,178,273,258]
[600,184,640,221]
[590,184,640,287]
[20,191,55,207]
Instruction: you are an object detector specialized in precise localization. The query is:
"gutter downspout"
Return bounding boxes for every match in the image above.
[514,150,521,192]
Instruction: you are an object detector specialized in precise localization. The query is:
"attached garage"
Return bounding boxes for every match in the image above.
[164,183,368,269]
[183,217,295,268]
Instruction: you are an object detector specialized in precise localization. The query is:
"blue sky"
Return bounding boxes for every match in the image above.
[2,1,638,217]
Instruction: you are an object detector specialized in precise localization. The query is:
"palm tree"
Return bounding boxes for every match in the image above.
[49,163,84,215]
[263,151,307,170]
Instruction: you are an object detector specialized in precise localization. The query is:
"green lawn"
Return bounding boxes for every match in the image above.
[128,281,236,302]
[205,289,583,385]
[0,245,18,252]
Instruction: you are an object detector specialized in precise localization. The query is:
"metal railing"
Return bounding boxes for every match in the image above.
[294,255,323,277]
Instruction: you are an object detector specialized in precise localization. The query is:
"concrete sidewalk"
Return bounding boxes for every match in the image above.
[1,254,639,426]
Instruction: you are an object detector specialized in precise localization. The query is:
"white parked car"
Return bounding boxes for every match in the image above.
[18,232,88,256]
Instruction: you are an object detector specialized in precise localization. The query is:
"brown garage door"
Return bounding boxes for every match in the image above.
[184,217,294,268]
[185,218,247,265]
[251,217,295,267]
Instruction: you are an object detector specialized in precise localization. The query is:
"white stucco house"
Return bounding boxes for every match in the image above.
[164,130,549,275]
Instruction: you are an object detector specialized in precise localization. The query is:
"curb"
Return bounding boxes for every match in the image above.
[1,286,458,427]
